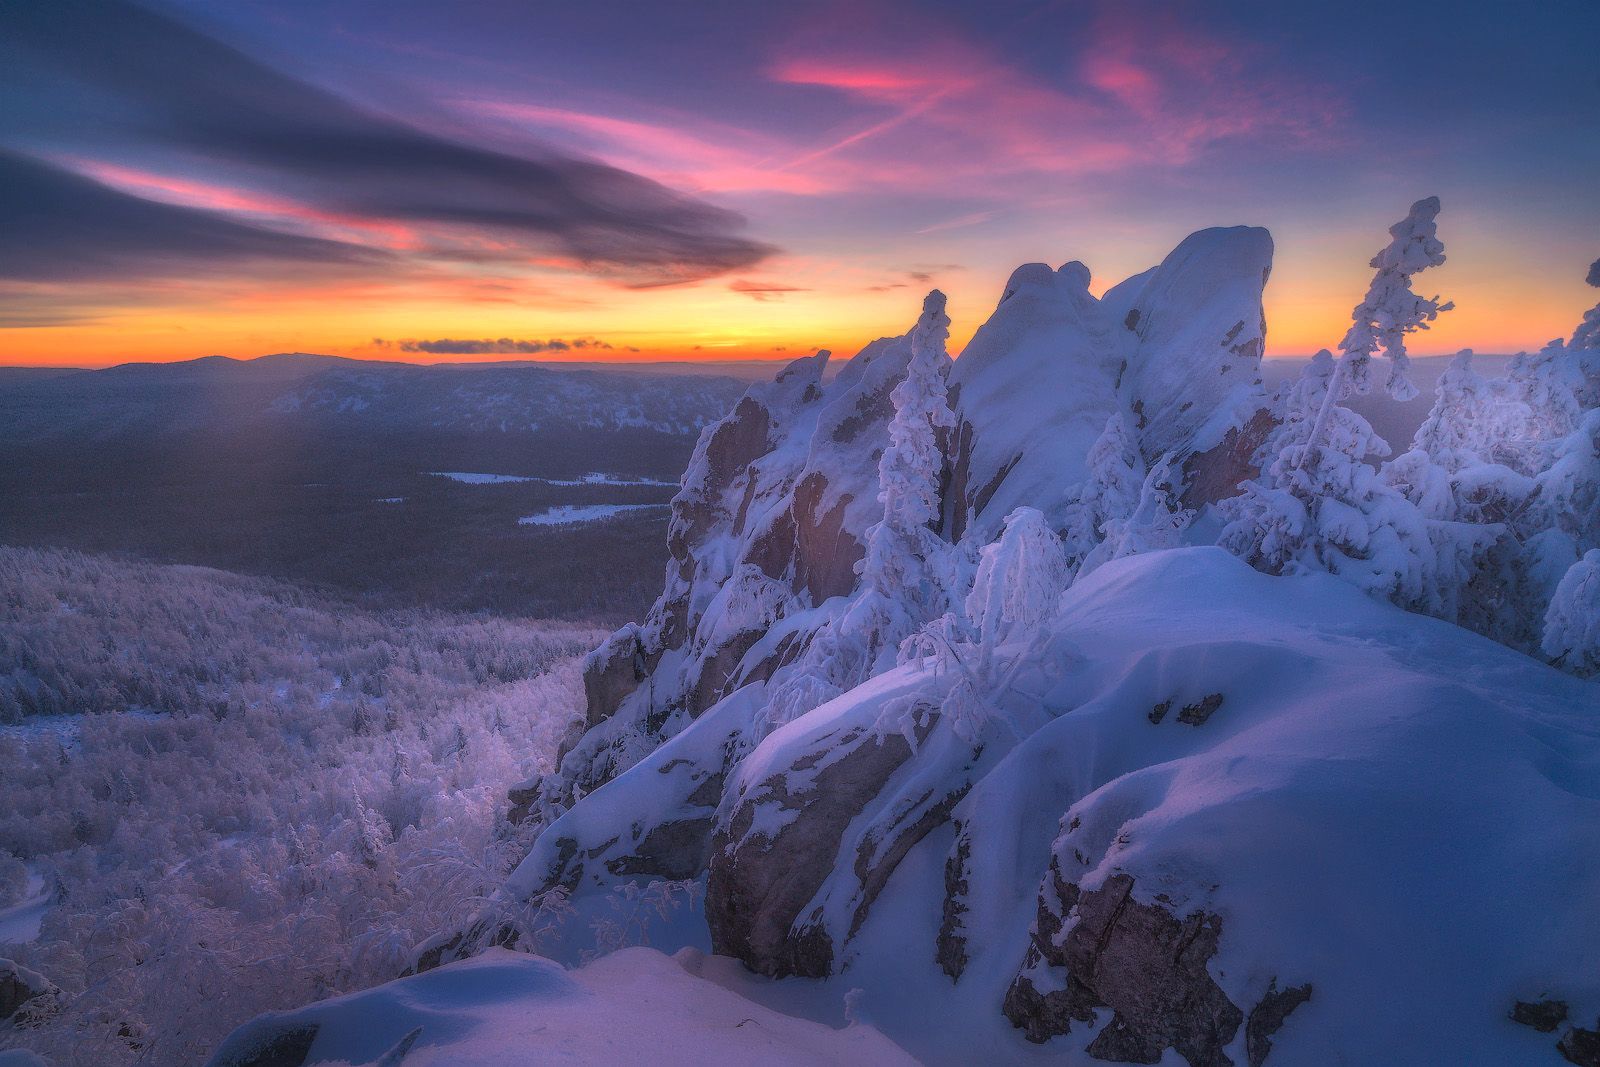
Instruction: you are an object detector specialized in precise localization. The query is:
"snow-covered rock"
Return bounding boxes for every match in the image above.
[0,958,57,1024]
[480,232,1280,929]
[388,229,1600,1065]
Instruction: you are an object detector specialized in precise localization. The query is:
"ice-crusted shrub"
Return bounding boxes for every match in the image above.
[1080,455,1193,578]
[887,508,1073,745]
[1061,411,1143,570]
[584,879,704,962]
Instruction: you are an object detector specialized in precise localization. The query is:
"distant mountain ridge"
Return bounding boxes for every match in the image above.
[0,352,751,441]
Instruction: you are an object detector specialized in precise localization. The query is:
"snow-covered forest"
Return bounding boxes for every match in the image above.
[0,547,601,1064]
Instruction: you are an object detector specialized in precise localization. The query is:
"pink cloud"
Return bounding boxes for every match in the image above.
[764,2,1342,190]
[66,159,424,250]
[467,100,839,196]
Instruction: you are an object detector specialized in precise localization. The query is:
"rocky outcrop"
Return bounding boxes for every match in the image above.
[708,725,916,978]
[440,236,1286,988]
[1511,998,1569,1033]
[1004,872,1245,1065]
[205,1022,320,1067]
[1245,983,1313,1067]
[1561,1024,1600,1067]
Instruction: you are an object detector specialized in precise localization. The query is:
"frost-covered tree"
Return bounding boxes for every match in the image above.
[1080,455,1194,578]
[1335,196,1453,402]
[891,507,1070,745]
[853,290,958,663]
[1571,257,1600,354]
[964,507,1071,676]
[1542,549,1600,677]
[1410,351,1493,471]
[1222,392,1445,609]
[1533,408,1600,549]
[863,290,957,602]
[1298,198,1453,467]
[1061,411,1143,570]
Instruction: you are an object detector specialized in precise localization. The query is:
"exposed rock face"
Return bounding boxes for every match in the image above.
[1512,998,1569,1033]
[0,957,58,1024]
[205,1022,319,1067]
[541,340,911,818]
[1561,1024,1600,1067]
[708,725,916,978]
[1004,872,1245,1065]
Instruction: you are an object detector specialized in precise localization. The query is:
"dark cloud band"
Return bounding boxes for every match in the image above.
[0,0,773,288]
[374,337,614,354]
[0,149,381,283]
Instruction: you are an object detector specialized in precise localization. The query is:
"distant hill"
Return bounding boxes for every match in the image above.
[0,352,749,442]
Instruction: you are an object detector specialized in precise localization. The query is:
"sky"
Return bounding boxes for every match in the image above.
[1,0,1596,367]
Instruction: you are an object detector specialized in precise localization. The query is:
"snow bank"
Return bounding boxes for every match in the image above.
[205,947,915,1067]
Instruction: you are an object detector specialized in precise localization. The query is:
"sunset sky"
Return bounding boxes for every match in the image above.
[2,0,1596,367]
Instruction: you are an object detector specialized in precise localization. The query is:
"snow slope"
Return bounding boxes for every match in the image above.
[204,947,915,1067]
[487,549,1598,1066]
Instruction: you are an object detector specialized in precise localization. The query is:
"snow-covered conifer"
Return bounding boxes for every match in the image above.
[1542,549,1600,677]
[1222,395,1443,608]
[1411,351,1490,471]
[1533,408,1600,548]
[1335,196,1453,402]
[1571,257,1600,353]
[855,290,958,660]
[1062,412,1143,570]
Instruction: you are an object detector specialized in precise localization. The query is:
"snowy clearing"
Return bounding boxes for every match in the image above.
[517,503,668,526]
[0,870,52,947]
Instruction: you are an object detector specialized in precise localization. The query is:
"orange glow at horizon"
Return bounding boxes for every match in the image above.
[1,254,1588,369]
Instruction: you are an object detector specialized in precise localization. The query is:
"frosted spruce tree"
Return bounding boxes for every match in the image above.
[1221,382,1443,609]
[963,506,1071,678]
[1572,257,1600,354]
[1411,351,1491,472]
[1217,351,1339,576]
[1336,195,1453,402]
[1542,549,1600,677]
[1297,197,1454,472]
[861,289,957,612]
